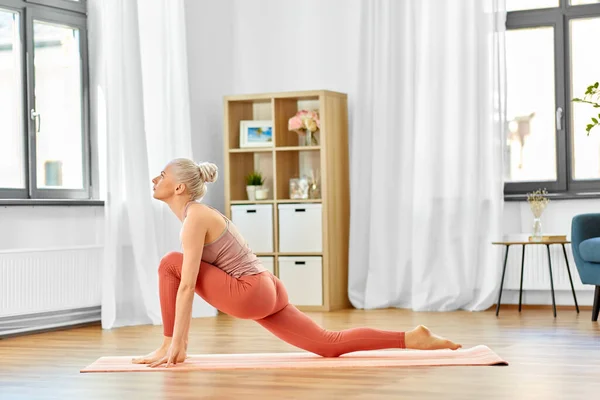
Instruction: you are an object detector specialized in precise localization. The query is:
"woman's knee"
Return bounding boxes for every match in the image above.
[158,251,183,276]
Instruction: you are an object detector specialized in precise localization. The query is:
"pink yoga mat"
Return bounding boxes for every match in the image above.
[80,345,507,373]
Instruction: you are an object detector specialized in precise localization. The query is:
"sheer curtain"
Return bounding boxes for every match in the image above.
[88,0,217,330]
[348,0,507,311]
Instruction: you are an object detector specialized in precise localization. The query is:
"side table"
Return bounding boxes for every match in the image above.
[492,236,579,318]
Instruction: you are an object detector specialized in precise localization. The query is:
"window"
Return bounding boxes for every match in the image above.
[504,0,600,198]
[0,0,90,200]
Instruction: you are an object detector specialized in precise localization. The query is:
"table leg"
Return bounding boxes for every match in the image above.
[546,244,557,318]
[519,244,526,312]
[561,243,579,313]
[496,245,510,317]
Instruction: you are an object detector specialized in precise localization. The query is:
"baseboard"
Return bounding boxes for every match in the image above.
[326,303,353,312]
[0,306,101,339]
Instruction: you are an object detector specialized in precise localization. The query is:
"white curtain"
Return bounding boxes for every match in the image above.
[348,0,507,311]
[88,0,217,329]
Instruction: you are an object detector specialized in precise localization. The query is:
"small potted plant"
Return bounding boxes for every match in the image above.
[245,171,267,201]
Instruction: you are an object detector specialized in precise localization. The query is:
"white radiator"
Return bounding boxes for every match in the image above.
[0,246,103,336]
[501,243,594,291]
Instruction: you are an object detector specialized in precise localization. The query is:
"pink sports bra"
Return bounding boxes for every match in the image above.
[183,202,266,278]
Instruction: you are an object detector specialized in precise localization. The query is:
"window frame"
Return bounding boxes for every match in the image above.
[0,0,92,201]
[563,3,600,192]
[26,0,85,14]
[504,0,600,199]
[0,1,28,200]
[26,6,90,199]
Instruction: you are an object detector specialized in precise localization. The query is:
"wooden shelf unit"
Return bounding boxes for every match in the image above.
[223,90,351,311]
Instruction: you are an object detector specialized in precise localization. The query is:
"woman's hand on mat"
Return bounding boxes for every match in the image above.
[149,339,187,368]
[132,337,172,364]
[132,347,167,365]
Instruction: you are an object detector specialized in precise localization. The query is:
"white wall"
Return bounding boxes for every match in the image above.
[0,206,103,251]
[184,0,234,212]
[231,0,360,95]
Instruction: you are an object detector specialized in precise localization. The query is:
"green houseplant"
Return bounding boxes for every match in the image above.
[245,171,268,201]
[573,81,600,135]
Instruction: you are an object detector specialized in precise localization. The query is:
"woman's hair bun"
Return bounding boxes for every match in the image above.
[197,162,218,183]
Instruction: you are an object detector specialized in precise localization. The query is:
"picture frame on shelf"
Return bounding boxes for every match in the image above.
[240,120,274,148]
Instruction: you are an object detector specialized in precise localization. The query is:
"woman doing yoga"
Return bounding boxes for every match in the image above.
[133,158,461,368]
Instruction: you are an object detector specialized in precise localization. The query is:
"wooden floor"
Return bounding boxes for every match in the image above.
[1,307,599,400]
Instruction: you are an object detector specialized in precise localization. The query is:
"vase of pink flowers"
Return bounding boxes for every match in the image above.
[288,110,320,146]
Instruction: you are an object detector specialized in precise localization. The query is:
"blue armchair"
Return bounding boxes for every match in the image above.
[571,214,600,321]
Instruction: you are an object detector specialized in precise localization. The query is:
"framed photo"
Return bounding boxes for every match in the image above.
[240,120,274,148]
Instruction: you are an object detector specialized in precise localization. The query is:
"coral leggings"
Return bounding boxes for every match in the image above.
[159,252,405,357]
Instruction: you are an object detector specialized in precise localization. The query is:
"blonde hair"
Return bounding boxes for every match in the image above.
[169,158,218,201]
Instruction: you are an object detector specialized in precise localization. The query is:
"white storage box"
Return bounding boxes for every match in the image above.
[278,256,323,306]
[278,203,322,252]
[258,256,274,274]
[231,204,273,253]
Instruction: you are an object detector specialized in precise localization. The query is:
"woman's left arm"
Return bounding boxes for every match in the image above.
[153,210,206,367]
[172,210,206,343]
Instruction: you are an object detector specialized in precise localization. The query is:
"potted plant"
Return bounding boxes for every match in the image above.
[572,81,600,135]
[245,171,267,201]
[527,188,550,241]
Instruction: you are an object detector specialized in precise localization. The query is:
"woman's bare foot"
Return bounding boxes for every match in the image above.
[404,325,462,350]
[132,337,187,364]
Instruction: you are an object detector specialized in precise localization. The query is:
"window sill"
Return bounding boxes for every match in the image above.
[0,199,105,206]
[504,192,600,202]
